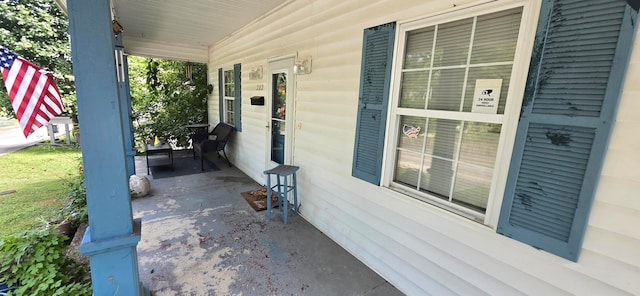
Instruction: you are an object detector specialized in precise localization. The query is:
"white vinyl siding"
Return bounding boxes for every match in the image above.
[207,0,640,294]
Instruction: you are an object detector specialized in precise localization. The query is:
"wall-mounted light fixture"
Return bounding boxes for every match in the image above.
[249,65,263,80]
[112,20,124,35]
[293,56,312,75]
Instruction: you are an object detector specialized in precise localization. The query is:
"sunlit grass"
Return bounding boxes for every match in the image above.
[0,145,82,238]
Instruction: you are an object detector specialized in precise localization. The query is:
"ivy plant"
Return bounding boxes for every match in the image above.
[62,166,88,229]
[0,227,92,296]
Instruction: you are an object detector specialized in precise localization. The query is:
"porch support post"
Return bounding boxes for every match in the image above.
[115,34,137,176]
[67,0,144,295]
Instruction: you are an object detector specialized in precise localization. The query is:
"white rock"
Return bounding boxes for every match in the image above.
[129,175,150,197]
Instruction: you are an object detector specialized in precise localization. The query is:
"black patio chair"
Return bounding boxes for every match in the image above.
[191,122,234,170]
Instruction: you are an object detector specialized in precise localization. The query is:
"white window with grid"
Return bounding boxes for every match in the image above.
[387,5,532,223]
[223,68,235,126]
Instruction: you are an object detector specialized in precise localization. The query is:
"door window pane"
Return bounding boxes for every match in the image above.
[270,72,287,165]
[271,121,285,164]
[272,73,287,119]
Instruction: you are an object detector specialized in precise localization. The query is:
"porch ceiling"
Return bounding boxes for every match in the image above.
[55,0,289,63]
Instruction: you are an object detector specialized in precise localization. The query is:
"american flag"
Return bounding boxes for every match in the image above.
[403,124,421,139]
[1,46,63,137]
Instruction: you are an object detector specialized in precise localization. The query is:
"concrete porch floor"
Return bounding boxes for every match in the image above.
[132,152,404,296]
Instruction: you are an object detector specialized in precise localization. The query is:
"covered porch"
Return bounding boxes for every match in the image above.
[55,0,640,294]
[59,0,399,293]
[132,153,403,295]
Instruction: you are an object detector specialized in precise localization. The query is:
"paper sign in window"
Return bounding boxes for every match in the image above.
[472,79,502,114]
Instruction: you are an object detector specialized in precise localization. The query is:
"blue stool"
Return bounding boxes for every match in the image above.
[264,165,300,224]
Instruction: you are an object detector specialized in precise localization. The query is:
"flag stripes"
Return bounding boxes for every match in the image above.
[1,46,63,137]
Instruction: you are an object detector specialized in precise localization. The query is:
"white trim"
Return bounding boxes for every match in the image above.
[383,0,542,225]
[485,0,544,227]
[401,61,516,73]
[222,67,235,126]
[390,182,487,222]
[265,56,297,169]
[396,108,505,124]
[268,53,298,63]
[399,0,526,33]
[399,0,497,26]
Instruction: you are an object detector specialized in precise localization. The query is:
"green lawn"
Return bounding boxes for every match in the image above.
[0,145,81,238]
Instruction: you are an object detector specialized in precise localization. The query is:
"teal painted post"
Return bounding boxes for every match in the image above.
[123,54,136,175]
[67,0,144,295]
[115,34,136,176]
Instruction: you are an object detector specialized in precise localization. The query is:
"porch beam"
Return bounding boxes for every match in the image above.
[67,0,144,295]
[122,37,209,63]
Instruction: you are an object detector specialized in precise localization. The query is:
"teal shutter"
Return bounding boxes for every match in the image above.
[498,0,638,261]
[351,22,396,185]
[352,22,396,185]
[218,67,224,123]
[233,63,242,131]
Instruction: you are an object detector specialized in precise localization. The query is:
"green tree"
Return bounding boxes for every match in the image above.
[1,0,210,148]
[0,0,75,118]
[129,56,211,149]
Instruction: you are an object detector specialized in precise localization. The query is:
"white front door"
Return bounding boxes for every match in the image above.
[266,57,295,168]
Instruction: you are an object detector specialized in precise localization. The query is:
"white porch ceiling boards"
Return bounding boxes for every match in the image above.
[57,0,289,62]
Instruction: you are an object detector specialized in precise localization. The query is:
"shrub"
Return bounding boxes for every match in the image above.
[0,227,92,295]
[62,165,87,229]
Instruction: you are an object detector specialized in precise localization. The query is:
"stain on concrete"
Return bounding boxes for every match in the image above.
[137,207,240,295]
[215,176,255,184]
[131,154,404,295]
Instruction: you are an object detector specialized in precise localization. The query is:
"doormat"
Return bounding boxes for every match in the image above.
[241,188,279,212]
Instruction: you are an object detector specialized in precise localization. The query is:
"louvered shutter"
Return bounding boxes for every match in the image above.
[352,22,396,185]
[218,68,224,123]
[497,0,638,261]
[233,63,242,131]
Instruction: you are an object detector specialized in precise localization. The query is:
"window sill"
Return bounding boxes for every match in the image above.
[388,183,486,224]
